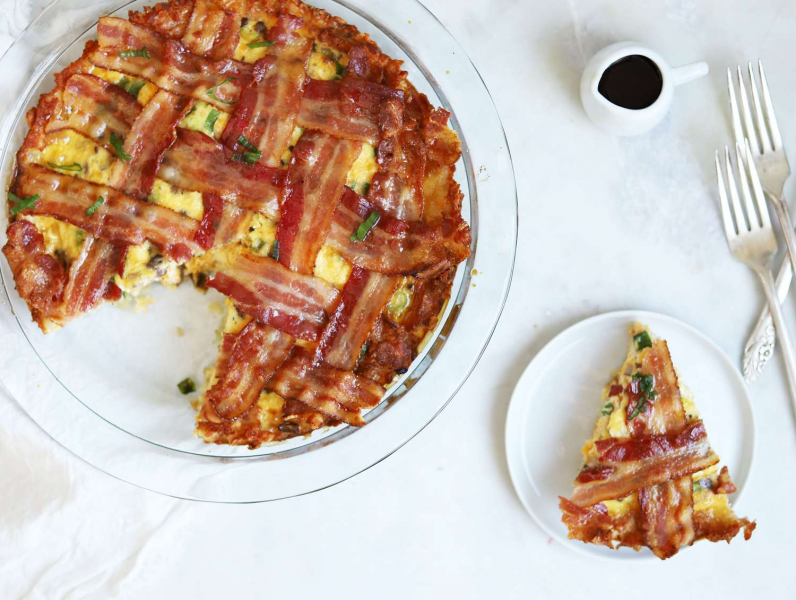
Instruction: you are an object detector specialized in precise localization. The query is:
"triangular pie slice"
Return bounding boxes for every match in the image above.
[559,323,755,559]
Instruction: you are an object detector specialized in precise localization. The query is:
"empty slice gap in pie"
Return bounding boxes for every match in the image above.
[559,323,755,559]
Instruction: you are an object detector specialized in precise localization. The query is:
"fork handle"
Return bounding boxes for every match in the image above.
[768,192,796,281]
[758,269,796,422]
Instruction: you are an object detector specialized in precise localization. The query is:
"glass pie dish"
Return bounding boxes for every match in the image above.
[0,0,517,501]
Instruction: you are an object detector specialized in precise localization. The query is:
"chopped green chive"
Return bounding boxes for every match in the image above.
[358,342,369,362]
[335,62,346,78]
[361,182,371,196]
[601,402,613,416]
[205,108,220,135]
[86,196,105,216]
[634,330,652,351]
[231,151,261,165]
[124,79,146,98]
[627,373,656,421]
[350,210,380,242]
[119,47,151,59]
[8,192,40,216]
[237,135,259,153]
[247,40,275,48]
[268,240,280,260]
[109,132,131,162]
[177,377,196,395]
[206,77,237,105]
[47,162,82,172]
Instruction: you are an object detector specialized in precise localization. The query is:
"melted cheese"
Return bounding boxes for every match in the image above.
[179,100,229,139]
[149,179,204,221]
[84,64,158,105]
[222,297,252,334]
[114,241,182,296]
[23,216,86,262]
[258,391,285,430]
[313,246,351,289]
[39,130,114,185]
[345,143,378,195]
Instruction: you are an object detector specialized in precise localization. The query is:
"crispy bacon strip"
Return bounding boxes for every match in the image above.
[1,220,66,322]
[15,162,202,262]
[206,320,294,419]
[625,340,685,436]
[159,129,285,219]
[108,89,191,199]
[277,132,361,273]
[267,347,383,426]
[369,128,426,222]
[297,77,404,145]
[194,193,224,250]
[45,74,141,147]
[326,188,447,275]
[89,17,252,112]
[61,236,123,317]
[317,266,399,371]
[204,252,339,341]
[220,15,312,167]
[181,0,240,60]
[638,478,695,559]
[558,497,619,549]
[212,203,250,246]
[571,421,719,507]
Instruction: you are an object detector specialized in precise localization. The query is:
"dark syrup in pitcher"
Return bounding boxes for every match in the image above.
[597,55,663,110]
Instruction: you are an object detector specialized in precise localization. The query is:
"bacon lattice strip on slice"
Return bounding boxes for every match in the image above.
[180,0,240,60]
[108,89,192,199]
[276,131,362,273]
[220,15,313,167]
[14,162,203,262]
[89,17,252,112]
[45,74,142,147]
[317,266,399,371]
[206,320,294,419]
[159,129,285,219]
[638,477,695,559]
[326,187,448,275]
[204,252,339,341]
[60,236,123,318]
[297,77,404,145]
[368,128,427,222]
[267,346,383,426]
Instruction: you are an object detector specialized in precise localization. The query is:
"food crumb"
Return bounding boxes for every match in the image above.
[471,268,478,276]
[176,326,185,337]
[208,301,224,314]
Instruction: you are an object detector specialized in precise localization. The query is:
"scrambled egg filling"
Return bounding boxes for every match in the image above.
[346,143,378,195]
[179,100,229,139]
[308,42,348,81]
[23,216,86,262]
[85,64,158,105]
[149,179,204,221]
[38,130,114,185]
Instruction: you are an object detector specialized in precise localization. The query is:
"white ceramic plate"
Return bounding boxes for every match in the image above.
[505,310,755,560]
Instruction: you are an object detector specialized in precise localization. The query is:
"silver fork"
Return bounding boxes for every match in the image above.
[716,141,796,415]
[729,61,796,381]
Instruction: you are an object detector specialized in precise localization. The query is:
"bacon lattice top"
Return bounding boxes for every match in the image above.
[559,324,754,559]
[2,0,471,448]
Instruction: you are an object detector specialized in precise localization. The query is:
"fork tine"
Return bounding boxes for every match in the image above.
[735,142,758,226]
[737,65,761,155]
[758,59,783,150]
[715,151,737,239]
[748,62,773,153]
[745,138,772,228]
[727,67,745,148]
[725,146,750,231]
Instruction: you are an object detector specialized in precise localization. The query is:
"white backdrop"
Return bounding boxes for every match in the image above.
[1,0,793,598]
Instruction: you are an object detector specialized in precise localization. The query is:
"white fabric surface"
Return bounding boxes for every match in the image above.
[1,0,794,598]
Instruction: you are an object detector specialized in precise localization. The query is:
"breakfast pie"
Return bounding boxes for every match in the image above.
[559,323,755,559]
[2,0,470,448]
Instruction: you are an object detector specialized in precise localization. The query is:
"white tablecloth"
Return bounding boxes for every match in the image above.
[1,0,793,598]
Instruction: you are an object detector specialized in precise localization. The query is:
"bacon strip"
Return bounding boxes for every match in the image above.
[570,421,719,506]
[220,15,312,167]
[206,321,294,419]
[638,478,695,559]
[369,128,426,222]
[326,188,447,275]
[212,203,250,246]
[297,77,404,145]
[204,252,339,341]
[277,132,361,273]
[108,89,191,199]
[181,0,240,60]
[626,340,686,436]
[267,347,383,426]
[89,17,252,112]
[1,220,66,322]
[317,266,399,370]
[159,129,285,219]
[15,162,202,262]
[61,236,123,317]
[45,74,141,147]
[194,193,224,250]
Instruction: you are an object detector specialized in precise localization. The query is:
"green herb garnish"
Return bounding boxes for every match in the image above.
[86,196,105,216]
[350,210,380,242]
[268,240,280,260]
[109,132,131,162]
[177,377,196,395]
[232,151,261,165]
[205,108,220,135]
[361,182,371,196]
[119,47,151,59]
[47,162,82,172]
[247,40,275,48]
[634,330,652,351]
[8,192,39,216]
[602,402,613,416]
[206,77,237,105]
[335,62,346,78]
[237,135,259,153]
[358,342,369,362]
[627,373,656,421]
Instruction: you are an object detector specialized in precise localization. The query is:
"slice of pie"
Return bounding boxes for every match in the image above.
[559,323,755,559]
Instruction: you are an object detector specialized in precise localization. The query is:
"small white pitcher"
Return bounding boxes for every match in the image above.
[580,42,708,136]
